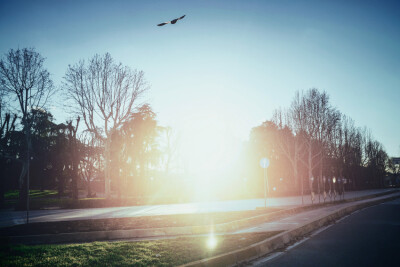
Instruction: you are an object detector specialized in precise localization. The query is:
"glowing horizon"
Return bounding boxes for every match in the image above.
[0,0,398,157]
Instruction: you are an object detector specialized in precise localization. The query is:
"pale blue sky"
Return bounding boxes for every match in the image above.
[1,0,399,157]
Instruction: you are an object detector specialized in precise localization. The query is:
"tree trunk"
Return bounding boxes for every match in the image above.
[58,173,65,198]
[301,173,304,205]
[294,143,299,191]
[318,157,322,203]
[18,128,30,210]
[71,170,78,199]
[0,165,5,207]
[104,139,111,198]
[87,179,92,198]
[17,163,28,210]
[18,164,29,210]
[294,160,299,192]
[70,118,80,200]
[117,171,121,199]
[308,142,313,192]
[71,147,79,200]
[40,174,44,192]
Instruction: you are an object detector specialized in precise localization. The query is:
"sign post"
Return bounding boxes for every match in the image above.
[260,157,270,208]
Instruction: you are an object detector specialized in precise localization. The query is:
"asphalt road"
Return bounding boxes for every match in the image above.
[251,198,400,267]
[0,189,395,228]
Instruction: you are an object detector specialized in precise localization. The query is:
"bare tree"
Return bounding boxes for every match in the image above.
[273,108,305,196]
[79,132,102,198]
[63,53,148,198]
[161,126,180,176]
[330,115,362,189]
[291,89,340,201]
[0,48,54,210]
[66,117,80,199]
[361,133,388,187]
[0,95,17,206]
[0,95,17,159]
[388,157,400,179]
[268,89,388,195]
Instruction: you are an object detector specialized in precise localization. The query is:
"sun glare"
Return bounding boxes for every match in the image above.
[179,112,242,200]
[181,118,238,173]
[207,234,218,249]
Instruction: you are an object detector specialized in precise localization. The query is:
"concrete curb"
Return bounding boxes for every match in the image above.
[180,193,400,267]
[4,190,398,245]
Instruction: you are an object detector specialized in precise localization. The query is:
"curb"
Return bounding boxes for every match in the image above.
[4,190,398,245]
[180,193,400,267]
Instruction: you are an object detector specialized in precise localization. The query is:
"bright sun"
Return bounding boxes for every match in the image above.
[179,111,242,200]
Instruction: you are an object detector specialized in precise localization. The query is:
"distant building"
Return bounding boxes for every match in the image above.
[392,157,400,165]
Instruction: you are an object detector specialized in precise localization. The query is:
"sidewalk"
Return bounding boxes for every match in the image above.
[235,192,396,234]
[4,189,400,246]
[183,191,400,267]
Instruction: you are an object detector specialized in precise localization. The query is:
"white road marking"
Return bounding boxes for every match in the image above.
[248,212,355,266]
[336,214,351,223]
[250,252,284,266]
[285,237,310,250]
[266,222,299,225]
[310,224,334,236]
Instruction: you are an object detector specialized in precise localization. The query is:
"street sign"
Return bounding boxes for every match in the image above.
[259,157,270,209]
[260,158,270,168]
[392,157,400,165]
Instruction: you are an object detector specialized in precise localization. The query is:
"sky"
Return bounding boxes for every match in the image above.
[0,0,399,159]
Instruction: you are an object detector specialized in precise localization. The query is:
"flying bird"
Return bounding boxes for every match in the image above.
[157,15,186,26]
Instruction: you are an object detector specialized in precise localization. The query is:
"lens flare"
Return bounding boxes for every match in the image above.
[207,234,217,249]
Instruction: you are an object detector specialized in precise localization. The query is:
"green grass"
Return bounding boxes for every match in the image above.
[5,190,57,200]
[1,208,280,236]
[0,232,281,266]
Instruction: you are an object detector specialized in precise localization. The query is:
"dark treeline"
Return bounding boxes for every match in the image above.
[242,89,395,200]
[0,48,398,209]
[0,48,177,208]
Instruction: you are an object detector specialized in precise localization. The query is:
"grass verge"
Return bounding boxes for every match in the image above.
[0,232,281,266]
[0,208,280,236]
[5,190,58,200]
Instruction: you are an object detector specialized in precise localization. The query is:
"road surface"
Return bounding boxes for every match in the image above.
[250,198,400,266]
[0,189,396,228]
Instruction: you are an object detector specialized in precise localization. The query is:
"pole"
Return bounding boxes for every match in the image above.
[318,176,320,204]
[266,168,270,195]
[301,175,304,205]
[333,179,336,202]
[26,133,30,224]
[343,178,345,200]
[318,158,322,204]
[263,167,267,208]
